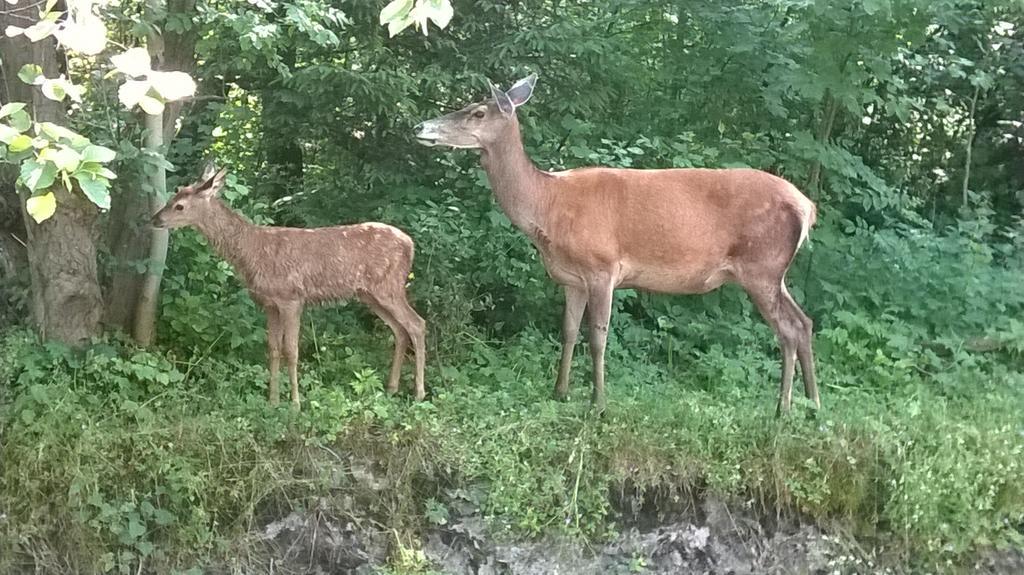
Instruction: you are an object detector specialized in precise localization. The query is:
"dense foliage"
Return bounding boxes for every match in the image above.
[2,0,1023,573]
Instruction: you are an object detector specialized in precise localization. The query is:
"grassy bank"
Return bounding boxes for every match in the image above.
[1,313,1022,573]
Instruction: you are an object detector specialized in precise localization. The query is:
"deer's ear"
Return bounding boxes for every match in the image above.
[197,167,228,198]
[198,158,218,182]
[490,82,515,116]
[505,73,536,108]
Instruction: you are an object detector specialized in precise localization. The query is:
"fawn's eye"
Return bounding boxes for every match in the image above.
[473,109,485,119]
[174,204,184,211]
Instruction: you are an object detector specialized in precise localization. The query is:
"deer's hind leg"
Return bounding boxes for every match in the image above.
[361,295,410,395]
[741,277,802,416]
[375,290,427,401]
[265,304,283,405]
[279,300,304,409]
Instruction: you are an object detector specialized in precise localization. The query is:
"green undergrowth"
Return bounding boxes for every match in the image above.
[1,313,1023,574]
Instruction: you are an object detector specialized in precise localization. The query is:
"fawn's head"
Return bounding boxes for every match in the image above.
[414,74,537,149]
[151,163,228,229]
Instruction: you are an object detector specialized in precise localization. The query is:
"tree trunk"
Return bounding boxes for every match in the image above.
[806,89,839,196]
[0,12,103,344]
[103,0,198,337]
[961,84,981,208]
[132,112,168,345]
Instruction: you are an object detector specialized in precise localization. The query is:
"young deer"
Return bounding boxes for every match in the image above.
[152,164,427,407]
[415,75,818,414]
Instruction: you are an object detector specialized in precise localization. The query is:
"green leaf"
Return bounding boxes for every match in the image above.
[127,518,146,540]
[136,541,155,557]
[20,409,36,425]
[9,109,31,132]
[38,122,90,148]
[41,79,67,101]
[26,192,57,224]
[0,102,26,120]
[77,162,118,180]
[8,134,33,152]
[152,509,175,526]
[81,144,116,163]
[20,159,58,192]
[74,172,112,209]
[17,64,43,85]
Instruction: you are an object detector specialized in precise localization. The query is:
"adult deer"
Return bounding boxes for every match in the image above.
[414,74,819,414]
[152,163,427,407]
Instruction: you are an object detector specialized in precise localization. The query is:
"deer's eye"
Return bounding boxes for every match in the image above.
[473,109,486,119]
[174,204,185,211]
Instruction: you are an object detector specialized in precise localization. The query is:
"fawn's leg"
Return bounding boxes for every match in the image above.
[362,297,409,395]
[265,305,283,405]
[380,294,427,401]
[279,301,304,409]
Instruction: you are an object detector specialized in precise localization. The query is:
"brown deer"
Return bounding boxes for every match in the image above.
[151,163,427,408]
[414,74,819,414]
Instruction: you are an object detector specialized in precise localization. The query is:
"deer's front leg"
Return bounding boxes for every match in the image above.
[554,286,588,401]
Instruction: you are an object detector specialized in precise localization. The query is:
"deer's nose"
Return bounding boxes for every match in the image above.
[413,122,423,134]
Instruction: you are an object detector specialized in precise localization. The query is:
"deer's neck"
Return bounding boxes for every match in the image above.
[193,201,255,270]
[480,125,549,235]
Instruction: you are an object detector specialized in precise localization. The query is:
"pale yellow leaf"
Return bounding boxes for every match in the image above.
[26,192,57,224]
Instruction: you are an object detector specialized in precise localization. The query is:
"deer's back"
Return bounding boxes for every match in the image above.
[233,222,414,305]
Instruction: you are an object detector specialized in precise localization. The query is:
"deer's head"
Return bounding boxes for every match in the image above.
[414,74,537,149]
[151,162,228,229]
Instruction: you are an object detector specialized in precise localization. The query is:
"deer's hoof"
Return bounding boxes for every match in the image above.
[414,390,426,402]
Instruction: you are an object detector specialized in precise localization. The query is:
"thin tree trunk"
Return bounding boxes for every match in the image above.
[961,85,980,207]
[104,0,197,336]
[132,111,168,345]
[0,15,102,344]
[806,89,839,196]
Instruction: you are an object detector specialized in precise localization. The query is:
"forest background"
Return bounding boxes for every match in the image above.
[1,0,1023,573]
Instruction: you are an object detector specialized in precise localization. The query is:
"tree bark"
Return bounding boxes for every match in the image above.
[1,9,103,344]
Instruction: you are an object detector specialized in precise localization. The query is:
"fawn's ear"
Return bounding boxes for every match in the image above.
[198,159,218,182]
[196,167,228,199]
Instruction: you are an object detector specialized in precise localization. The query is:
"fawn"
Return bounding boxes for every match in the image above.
[152,163,426,407]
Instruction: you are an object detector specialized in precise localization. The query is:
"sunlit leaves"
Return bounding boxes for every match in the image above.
[380,0,453,37]
[26,192,57,224]
[6,0,108,54]
[111,47,152,78]
[111,49,196,114]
